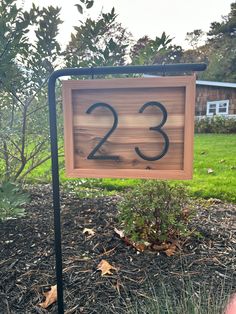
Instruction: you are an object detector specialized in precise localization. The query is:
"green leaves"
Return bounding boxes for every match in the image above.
[0,182,29,220]
[75,0,94,14]
[65,7,131,68]
[118,181,191,245]
[0,0,31,87]
[130,32,181,65]
[75,4,83,14]
[86,1,94,9]
[0,0,63,182]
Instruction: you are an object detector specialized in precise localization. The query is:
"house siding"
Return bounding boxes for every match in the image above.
[195,85,236,116]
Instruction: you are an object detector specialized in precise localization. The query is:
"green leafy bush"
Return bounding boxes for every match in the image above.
[0,182,29,221]
[117,180,191,244]
[195,116,236,133]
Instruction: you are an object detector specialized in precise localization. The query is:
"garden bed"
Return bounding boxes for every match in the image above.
[0,185,235,313]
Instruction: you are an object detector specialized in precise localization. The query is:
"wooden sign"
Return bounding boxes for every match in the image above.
[62,76,195,179]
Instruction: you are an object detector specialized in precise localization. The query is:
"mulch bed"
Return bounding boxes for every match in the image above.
[0,185,235,314]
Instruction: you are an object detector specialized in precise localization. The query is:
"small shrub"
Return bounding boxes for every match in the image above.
[0,182,29,221]
[195,117,212,133]
[117,180,191,244]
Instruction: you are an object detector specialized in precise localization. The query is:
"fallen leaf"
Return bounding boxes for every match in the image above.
[219,159,225,163]
[114,228,125,238]
[165,244,176,256]
[39,285,57,309]
[207,168,214,174]
[152,242,178,256]
[97,259,117,276]
[152,243,170,251]
[120,235,150,252]
[82,228,95,237]
[133,242,146,252]
[133,241,151,252]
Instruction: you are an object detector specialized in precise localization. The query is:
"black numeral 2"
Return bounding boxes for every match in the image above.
[86,101,169,161]
[86,102,119,160]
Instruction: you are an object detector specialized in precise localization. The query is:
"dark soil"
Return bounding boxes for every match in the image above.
[0,185,235,314]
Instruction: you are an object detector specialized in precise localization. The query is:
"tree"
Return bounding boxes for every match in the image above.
[130,32,183,65]
[0,0,62,181]
[184,3,236,82]
[181,44,209,65]
[0,0,30,90]
[64,8,132,68]
[185,29,205,50]
[201,2,236,82]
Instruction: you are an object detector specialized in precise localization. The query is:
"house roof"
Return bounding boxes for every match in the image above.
[143,75,236,88]
[196,80,236,89]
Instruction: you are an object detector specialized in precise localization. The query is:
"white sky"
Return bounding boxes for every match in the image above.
[23,0,233,48]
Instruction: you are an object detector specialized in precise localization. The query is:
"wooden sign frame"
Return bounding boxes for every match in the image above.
[62,75,195,180]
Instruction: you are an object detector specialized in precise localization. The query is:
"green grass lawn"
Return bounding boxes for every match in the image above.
[189,134,236,202]
[26,134,236,202]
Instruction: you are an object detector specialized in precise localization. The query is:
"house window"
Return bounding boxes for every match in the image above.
[206,100,229,116]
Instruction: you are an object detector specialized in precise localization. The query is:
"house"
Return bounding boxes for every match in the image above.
[196,80,236,118]
[143,74,236,118]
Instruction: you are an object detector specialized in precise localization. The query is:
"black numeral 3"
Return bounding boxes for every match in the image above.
[135,101,169,161]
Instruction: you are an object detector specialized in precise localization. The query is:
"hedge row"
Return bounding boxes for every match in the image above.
[195,116,236,133]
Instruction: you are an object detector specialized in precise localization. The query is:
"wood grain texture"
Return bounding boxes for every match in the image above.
[62,76,195,179]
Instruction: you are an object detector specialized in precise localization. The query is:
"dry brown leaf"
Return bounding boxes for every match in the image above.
[133,241,151,252]
[165,244,176,256]
[207,168,214,174]
[82,228,95,237]
[39,285,57,309]
[133,242,146,252]
[121,235,150,252]
[152,242,178,256]
[152,243,170,251]
[114,228,125,238]
[97,259,117,276]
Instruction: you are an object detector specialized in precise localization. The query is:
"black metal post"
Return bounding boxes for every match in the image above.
[48,73,64,313]
[47,63,206,314]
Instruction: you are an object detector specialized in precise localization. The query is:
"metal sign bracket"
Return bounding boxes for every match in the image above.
[48,63,206,313]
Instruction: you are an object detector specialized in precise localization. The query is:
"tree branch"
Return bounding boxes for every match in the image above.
[26,139,48,162]
[26,103,47,117]
[25,77,49,108]
[18,153,64,181]
[14,106,28,180]
[2,135,22,156]
[2,141,9,179]
[0,147,21,162]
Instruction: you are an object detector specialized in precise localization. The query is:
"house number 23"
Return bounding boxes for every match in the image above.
[86,101,169,161]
